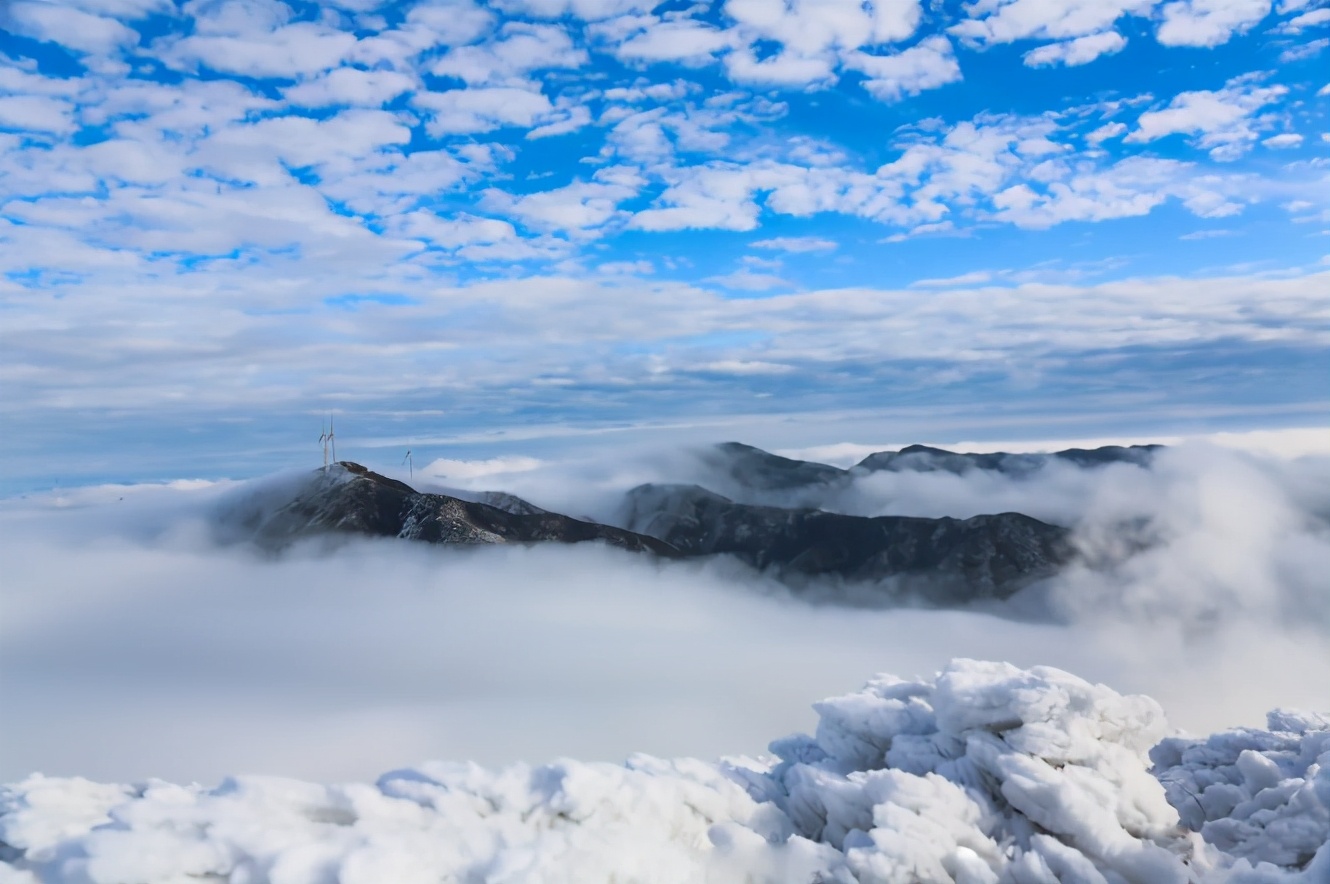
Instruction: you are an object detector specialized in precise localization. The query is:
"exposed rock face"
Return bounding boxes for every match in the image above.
[222,462,675,555]
[617,483,1072,602]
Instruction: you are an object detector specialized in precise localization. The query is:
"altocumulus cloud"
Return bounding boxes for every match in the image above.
[1,0,1328,485]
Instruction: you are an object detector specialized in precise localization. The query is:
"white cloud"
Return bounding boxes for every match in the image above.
[158,22,358,78]
[395,0,496,49]
[696,358,795,373]
[710,0,926,88]
[0,0,1319,445]
[282,67,416,107]
[1126,77,1288,160]
[203,109,412,178]
[842,36,963,102]
[1156,0,1273,46]
[725,0,923,55]
[1280,36,1328,60]
[412,86,554,135]
[527,104,592,139]
[1,0,140,54]
[750,236,837,252]
[182,0,292,35]
[82,138,187,184]
[296,147,486,216]
[430,22,586,84]
[0,94,77,135]
[489,0,657,21]
[421,454,545,480]
[596,259,653,275]
[83,76,280,135]
[65,0,174,16]
[607,17,739,66]
[722,46,838,87]
[910,270,994,287]
[705,268,792,291]
[1281,7,1330,29]
[1022,31,1128,67]
[0,63,86,98]
[394,212,518,249]
[601,80,695,105]
[1086,121,1128,144]
[629,165,776,231]
[948,0,1153,45]
[485,174,640,235]
[1262,132,1303,147]
[990,156,1239,228]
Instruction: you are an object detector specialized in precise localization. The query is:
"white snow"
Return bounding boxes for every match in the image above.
[3,659,1326,883]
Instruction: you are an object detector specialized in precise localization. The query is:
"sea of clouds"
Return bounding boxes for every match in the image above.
[1,431,1327,880]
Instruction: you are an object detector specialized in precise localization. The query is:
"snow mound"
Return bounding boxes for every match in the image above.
[1153,710,1330,882]
[2,660,1326,883]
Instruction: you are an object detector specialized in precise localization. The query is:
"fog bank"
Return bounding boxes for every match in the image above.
[1,437,1327,785]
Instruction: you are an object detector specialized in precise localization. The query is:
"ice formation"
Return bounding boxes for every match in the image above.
[2,660,1325,883]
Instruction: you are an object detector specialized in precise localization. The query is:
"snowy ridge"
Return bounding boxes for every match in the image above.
[2,660,1326,883]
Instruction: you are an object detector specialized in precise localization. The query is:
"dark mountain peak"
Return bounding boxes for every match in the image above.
[704,442,845,491]
[897,444,954,456]
[1053,444,1162,467]
[218,463,674,555]
[855,443,1162,477]
[616,483,1071,603]
[716,441,766,455]
[334,461,417,494]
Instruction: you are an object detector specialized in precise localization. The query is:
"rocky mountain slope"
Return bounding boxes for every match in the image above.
[617,483,1071,601]
[218,461,674,555]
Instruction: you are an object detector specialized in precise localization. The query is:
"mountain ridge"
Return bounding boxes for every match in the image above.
[218,461,676,555]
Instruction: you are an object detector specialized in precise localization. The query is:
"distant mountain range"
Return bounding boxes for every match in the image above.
[217,442,1160,606]
[688,440,1160,501]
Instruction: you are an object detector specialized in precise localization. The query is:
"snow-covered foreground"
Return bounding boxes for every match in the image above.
[3,660,1326,884]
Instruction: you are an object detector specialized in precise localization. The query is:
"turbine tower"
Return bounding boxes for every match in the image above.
[319,416,337,470]
[403,449,413,479]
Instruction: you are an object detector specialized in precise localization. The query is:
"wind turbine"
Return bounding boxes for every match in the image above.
[403,449,413,479]
[319,415,337,470]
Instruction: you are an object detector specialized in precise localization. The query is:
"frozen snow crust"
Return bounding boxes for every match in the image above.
[2,660,1325,884]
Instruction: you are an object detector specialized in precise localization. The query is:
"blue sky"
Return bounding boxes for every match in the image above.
[1,0,1328,490]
